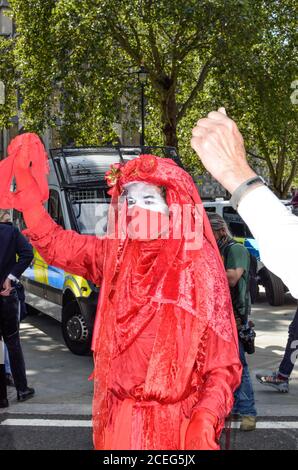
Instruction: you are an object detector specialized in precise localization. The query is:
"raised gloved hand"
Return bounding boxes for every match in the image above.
[12,133,49,228]
[184,408,219,450]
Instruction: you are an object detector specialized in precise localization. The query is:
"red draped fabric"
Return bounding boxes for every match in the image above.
[89,155,241,449]
[0,135,242,450]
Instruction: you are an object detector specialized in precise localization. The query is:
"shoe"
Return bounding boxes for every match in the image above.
[240,415,256,431]
[5,373,14,387]
[230,413,242,421]
[0,398,9,408]
[256,372,289,393]
[17,387,35,402]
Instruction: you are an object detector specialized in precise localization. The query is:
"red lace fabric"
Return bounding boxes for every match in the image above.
[8,143,242,450]
[90,155,241,449]
[91,233,240,449]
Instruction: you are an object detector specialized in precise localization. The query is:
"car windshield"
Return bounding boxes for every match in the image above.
[222,206,253,238]
[70,188,110,235]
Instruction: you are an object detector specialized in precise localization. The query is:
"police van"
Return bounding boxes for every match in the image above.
[203,198,290,307]
[13,146,181,355]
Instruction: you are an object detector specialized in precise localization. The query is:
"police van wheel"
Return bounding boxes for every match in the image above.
[263,269,285,306]
[62,300,92,355]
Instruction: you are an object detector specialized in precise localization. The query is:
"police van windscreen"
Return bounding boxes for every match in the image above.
[70,188,110,236]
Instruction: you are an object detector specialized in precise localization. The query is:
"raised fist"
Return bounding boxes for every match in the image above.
[191,107,256,194]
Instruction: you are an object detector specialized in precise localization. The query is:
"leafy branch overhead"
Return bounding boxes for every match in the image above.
[1,0,297,196]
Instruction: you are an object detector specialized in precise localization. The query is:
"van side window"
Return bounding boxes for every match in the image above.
[49,190,65,228]
[204,207,216,213]
[223,206,253,238]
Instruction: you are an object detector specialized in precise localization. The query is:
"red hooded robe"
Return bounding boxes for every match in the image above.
[0,135,242,450]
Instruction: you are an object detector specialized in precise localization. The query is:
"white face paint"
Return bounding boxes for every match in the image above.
[123,182,168,215]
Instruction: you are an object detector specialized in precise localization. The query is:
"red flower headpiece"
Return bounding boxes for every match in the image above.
[104,154,158,195]
[105,162,123,188]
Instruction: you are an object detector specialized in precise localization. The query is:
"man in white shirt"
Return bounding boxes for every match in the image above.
[191,107,298,392]
[191,107,298,300]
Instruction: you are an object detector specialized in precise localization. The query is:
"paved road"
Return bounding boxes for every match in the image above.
[1,414,298,450]
[1,293,297,450]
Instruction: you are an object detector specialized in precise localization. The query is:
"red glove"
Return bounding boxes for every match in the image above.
[14,167,46,229]
[12,133,49,229]
[184,408,220,450]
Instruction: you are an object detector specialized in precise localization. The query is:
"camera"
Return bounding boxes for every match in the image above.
[239,325,256,354]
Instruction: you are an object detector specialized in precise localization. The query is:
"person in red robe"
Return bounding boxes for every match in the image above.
[0,133,241,450]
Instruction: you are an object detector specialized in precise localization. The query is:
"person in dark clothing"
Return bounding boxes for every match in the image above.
[0,334,7,406]
[208,213,257,432]
[0,209,35,408]
[256,307,298,392]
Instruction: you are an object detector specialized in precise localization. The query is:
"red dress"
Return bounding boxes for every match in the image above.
[2,138,242,450]
[24,213,241,450]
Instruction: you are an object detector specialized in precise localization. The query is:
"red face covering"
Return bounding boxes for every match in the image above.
[126,206,169,240]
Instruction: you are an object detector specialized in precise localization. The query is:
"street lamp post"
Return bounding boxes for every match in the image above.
[137,65,148,146]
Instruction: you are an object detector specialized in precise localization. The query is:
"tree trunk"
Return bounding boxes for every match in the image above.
[159,84,179,149]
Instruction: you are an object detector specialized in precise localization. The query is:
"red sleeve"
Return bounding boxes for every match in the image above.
[23,209,105,286]
[194,326,242,437]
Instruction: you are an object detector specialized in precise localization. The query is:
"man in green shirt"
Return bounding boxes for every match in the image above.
[225,242,251,330]
[208,213,257,431]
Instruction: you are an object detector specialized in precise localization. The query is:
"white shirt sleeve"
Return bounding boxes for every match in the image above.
[8,273,19,283]
[238,185,298,299]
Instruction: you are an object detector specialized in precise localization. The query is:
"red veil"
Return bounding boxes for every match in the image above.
[91,155,240,449]
[0,137,241,449]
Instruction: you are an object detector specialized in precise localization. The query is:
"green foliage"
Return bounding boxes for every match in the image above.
[209,0,298,196]
[0,36,17,128]
[1,0,297,194]
[8,0,56,132]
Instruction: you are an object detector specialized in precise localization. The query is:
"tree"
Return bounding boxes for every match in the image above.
[209,0,298,197]
[2,0,297,197]
[6,1,265,145]
[0,35,17,129]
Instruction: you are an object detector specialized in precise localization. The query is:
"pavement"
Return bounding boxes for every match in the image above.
[249,293,298,418]
[0,292,297,450]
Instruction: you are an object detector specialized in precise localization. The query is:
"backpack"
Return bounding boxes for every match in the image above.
[222,240,258,305]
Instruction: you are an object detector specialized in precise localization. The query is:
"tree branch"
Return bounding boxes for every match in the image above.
[130,23,141,56]
[256,127,276,181]
[105,14,165,86]
[247,150,267,161]
[276,128,288,190]
[177,61,211,122]
[283,158,298,197]
[106,20,142,65]
[148,24,163,75]
[176,30,207,62]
